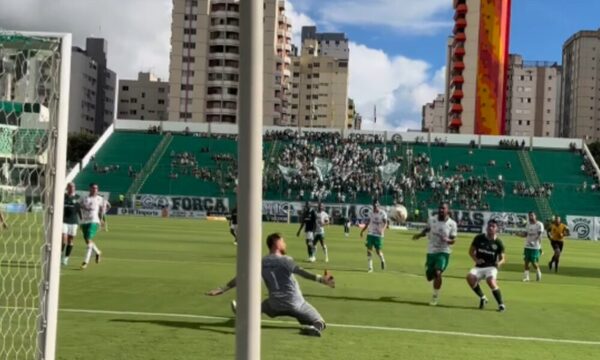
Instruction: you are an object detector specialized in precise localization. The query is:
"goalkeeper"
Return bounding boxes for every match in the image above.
[207,232,335,337]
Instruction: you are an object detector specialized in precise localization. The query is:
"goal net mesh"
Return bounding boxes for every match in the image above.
[0,32,64,359]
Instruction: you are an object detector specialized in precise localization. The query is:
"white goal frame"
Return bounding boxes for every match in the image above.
[0,30,71,360]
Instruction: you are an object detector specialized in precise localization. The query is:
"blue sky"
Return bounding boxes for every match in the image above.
[288,0,600,130]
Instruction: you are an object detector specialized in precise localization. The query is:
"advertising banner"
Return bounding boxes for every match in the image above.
[427,209,528,234]
[566,216,598,241]
[134,194,229,215]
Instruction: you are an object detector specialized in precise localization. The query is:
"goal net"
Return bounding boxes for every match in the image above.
[0,32,71,360]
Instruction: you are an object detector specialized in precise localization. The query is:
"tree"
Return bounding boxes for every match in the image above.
[67,133,98,163]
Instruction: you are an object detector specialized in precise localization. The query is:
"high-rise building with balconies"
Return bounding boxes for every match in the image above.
[290,26,350,128]
[447,0,511,135]
[167,0,293,124]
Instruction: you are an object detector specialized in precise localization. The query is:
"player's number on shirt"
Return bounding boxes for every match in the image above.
[270,271,280,290]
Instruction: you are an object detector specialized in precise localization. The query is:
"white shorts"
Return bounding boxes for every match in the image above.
[230,224,237,232]
[305,231,314,241]
[62,223,78,237]
[469,266,498,281]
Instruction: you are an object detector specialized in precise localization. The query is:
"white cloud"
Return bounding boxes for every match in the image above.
[310,0,452,34]
[0,0,172,80]
[348,43,445,131]
[286,1,316,48]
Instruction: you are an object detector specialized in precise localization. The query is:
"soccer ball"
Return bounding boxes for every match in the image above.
[389,205,408,224]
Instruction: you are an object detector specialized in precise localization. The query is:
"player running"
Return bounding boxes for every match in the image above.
[61,182,80,266]
[229,206,238,245]
[360,200,387,273]
[79,183,105,269]
[519,211,544,282]
[206,233,335,337]
[547,216,569,273]
[466,219,506,312]
[413,202,458,306]
[297,202,317,262]
[314,203,330,263]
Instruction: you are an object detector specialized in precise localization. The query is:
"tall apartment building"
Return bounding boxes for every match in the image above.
[68,38,116,134]
[422,94,447,133]
[506,55,561,137]
[167,0,293,125]
[447,0,511,135]
[290,26,350,128]
[560,29,600,141]
[118,72,169,121]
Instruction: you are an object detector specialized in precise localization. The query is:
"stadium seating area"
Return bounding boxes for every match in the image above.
[73,130,600,218]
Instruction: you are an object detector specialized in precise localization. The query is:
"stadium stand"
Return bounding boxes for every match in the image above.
[72,126,600,218]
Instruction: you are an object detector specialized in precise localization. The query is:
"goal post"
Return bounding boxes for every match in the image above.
[0,31,71,360]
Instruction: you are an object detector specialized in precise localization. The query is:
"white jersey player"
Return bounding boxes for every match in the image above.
[360,200,387,272]
[314,203,330,262]
[413,202,457,306]
[519,212,544,281]
[79,183,105,269]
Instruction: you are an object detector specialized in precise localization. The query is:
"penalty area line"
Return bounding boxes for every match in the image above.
[58,307,600,346]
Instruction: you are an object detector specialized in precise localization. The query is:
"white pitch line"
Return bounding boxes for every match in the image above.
[58,307,600,346]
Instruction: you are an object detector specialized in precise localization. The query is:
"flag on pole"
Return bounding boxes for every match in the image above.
[374,105,377,123]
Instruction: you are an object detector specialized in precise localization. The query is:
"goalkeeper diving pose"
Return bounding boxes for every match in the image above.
[207,232,335,337]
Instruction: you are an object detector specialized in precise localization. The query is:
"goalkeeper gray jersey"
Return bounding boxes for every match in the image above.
[262,254,305,308]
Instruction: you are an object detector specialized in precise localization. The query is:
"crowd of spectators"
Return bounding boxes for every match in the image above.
[499,139,526,149]
[512,182,553,197]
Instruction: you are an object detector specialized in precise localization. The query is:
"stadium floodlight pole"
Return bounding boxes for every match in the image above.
[237,0,263,359]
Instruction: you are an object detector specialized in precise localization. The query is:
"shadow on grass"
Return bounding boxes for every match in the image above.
[304,294,475,310]
[500,263,600,278]
[110,318,300,335]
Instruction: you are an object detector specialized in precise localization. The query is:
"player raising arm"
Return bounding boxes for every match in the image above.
[413,202,457,306]
[466,219,506,312]
[207,233,335,337]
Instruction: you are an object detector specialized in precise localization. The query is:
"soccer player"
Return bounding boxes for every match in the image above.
[314,203,330,263]
[0,211,8,229]
[296,202,317,262]
[412,202,458,306]
[79,183,105,269]
[343,215,351,237]
[61,182,80,266]
[206,232,335,337]
[466,219,506,312]
[360,200,387,272]
[519,211,544,281]
[101,199,111,232]
[229,206,238,245]
[548,216,569,272]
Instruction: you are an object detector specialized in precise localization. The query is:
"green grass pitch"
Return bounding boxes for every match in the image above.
[53,216,600,359]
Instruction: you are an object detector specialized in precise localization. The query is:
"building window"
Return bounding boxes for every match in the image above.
[122,85,129,91]
[183,28,197,35]
[179,112,192,119]
[546,121,550,125]
[184,14,198,21]
[527,120,531,126]
[182,56,195,63]
[183,42,196,49]
[130,98,137,103]
[158,99,165,105]
[141,92,146,98]
[518,120,522,125]
[527,98,531,103]
[130,109,137,115]
[293,72,300,77]
[158,87,166,93]
[181,84,194,90]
